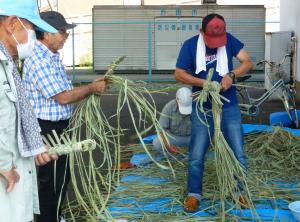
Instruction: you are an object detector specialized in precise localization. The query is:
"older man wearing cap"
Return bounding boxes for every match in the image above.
[0,0,59,221]
[152,87,192,154]
[175,13,253,212]
[22,11,107,222]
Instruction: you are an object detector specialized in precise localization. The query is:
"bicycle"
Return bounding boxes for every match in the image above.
[235,53,299,128]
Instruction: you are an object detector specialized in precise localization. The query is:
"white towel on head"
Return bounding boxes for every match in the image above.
[195,33,229,77]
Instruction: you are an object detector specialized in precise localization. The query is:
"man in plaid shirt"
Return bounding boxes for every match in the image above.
[23,11,107,222]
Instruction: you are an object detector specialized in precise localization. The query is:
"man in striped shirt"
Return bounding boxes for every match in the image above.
[23,11,107,222]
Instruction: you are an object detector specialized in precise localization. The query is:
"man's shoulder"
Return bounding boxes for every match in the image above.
[183,35,199,45]
[24,44,51,66]
[163,99,177,111]
[226,32,243,45]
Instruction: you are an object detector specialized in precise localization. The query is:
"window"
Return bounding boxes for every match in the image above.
[192,8,197,16]
[176,8,182,16]
[160,9,166,16]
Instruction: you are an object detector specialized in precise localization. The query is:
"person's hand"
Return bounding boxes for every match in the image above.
[203,80,220,93]
[0,167,20,193]
[35,152,58,166]
[89,79,107,93]
[167,144,179,154]
[221,74,233,91]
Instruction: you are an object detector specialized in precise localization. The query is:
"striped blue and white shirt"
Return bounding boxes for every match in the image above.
[23,41,73,121]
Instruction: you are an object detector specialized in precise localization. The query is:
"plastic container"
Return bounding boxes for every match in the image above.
[288,201,300,222]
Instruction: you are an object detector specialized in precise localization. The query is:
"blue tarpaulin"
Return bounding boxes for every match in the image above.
[107,124,299,221]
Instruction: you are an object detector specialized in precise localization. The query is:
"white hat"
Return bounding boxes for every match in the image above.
[176,87,192,115]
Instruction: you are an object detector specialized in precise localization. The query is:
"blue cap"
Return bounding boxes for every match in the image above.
[0,0,57,33]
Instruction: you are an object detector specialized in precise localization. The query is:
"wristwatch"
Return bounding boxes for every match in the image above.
[227,71,236,81]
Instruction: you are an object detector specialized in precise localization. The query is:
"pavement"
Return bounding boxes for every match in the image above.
[66,67,265,83]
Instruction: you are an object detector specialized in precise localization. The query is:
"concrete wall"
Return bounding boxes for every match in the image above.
[280,0,300,101]
[50,0,275,67]
[92,5,265,71]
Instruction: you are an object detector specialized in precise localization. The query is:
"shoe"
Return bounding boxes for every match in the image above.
[184,196,200,212]
[238,195,250,209]
[120,161,135,170]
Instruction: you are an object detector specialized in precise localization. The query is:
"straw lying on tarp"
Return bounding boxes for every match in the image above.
[244,127,300,202]
[63,125,300,221]
[107,127,300,221]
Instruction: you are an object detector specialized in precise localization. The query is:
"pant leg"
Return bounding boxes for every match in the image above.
[187,109,214,198]
[152,135,163,152]
[36,119,70,222]
[168,134,190,148]
[36,156,70,222]
[152,133,190,153]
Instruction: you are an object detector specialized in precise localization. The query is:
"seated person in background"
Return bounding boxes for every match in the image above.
[120,87,192,169]
[153,87,192,154]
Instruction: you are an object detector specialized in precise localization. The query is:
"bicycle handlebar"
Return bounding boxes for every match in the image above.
[256,53,291,68]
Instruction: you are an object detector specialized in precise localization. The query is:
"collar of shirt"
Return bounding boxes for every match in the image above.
[0,43,13,62]
[0,49,7,61]
[36,41,61,62]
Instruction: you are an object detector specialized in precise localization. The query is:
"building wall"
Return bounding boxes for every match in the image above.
[280,0,300,100]
[92,5,265,71]
[280,0,297,32]
[51,0,272,67]
[219,0,279,32]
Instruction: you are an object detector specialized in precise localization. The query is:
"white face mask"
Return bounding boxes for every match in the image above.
[12,18,36,59]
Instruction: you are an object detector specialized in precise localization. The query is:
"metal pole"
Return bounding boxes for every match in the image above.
[147,22,152,82]
[72,27,75,82]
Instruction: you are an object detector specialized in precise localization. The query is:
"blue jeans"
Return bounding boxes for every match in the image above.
[187,105,247,199]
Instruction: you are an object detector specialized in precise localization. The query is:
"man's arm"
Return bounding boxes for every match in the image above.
[159,132,179,154]
[221,49,253,91]
[53,79,107,105]
[158,102,180,154]
[232,49,253,78]
[174,68,205,87]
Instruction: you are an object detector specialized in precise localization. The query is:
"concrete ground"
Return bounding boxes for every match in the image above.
[66,67,265,83]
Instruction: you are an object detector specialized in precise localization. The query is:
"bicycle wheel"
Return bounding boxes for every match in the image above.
[282,87,299,128]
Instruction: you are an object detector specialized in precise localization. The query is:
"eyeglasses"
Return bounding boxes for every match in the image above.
[58,29,70,36]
